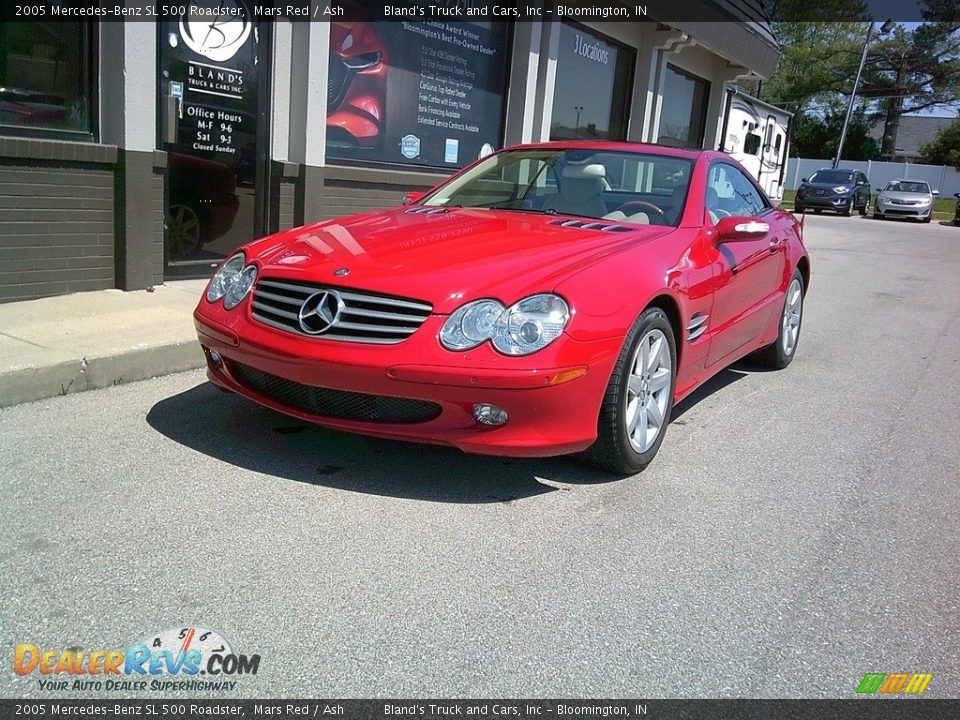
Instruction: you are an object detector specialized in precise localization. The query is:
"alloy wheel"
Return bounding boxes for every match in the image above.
[167,204,202,261]
[781,277,803,356]
[625,328,672,453]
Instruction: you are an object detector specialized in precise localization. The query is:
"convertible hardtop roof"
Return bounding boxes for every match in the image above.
[505,140,708,161]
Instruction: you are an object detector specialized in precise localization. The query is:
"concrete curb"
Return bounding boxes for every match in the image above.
[0,341,206,408]
[0,280,209,409]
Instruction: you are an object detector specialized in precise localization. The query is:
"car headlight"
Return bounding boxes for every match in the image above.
[833,186,849,193]
[206,252,257,310]
[440,294,570,356]
[918,197,932,205]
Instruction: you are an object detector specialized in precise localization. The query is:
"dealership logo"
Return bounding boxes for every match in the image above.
[856,673,933,695]
[400,134,421,159]
[13,627,260,692]
[179,0,252,62]
[299,290,344,335]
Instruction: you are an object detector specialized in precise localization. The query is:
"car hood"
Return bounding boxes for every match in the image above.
[245,207,672,314]
[878,191,930,202]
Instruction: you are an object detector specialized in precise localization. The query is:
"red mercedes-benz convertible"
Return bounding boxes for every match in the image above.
[194,142,809,473]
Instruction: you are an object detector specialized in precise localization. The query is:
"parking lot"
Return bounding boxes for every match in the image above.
[1,214,958,699]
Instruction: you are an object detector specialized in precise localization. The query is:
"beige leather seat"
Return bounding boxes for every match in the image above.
[542,163,608,219]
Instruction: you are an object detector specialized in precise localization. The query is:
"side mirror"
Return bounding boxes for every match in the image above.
[402,191,425,205]
[715,216,770,242]
[932,190,940,196]
[954,193,960,200]
[800,178,807,183]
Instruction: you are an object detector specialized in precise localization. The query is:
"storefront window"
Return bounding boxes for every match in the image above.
[0,22,94,137]
[550,23,634,142]
[326,18,510,169]
[658,65,710,149]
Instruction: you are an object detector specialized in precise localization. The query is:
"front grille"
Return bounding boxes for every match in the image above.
[327,55,351,110]
[252,278,432,344]
[231,362,442,424]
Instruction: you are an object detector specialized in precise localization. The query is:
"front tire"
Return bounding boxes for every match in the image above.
[750,269,804,369]
[842,198,853,216]
[584,308,676,474]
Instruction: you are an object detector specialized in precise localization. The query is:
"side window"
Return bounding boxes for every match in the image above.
[707,163,768,218]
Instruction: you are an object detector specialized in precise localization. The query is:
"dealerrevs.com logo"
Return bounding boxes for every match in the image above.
[856,672,934,695]
[14,627,260,692]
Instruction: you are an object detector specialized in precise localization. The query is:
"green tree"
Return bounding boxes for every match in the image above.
[859,23,960,159]
[758,3,959,161]
[790,111,880,161]
[920,120,960,169]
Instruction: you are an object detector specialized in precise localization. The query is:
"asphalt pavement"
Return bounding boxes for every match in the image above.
[1,215,958,699]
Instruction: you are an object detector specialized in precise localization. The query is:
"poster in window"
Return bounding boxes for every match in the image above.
[326,15,509,169]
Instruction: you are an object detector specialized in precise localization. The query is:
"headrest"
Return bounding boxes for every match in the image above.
[562,163,606,180]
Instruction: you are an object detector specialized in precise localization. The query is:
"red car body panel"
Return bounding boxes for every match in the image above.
[194,142,809,457]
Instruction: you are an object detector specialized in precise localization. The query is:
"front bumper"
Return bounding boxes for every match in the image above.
[874,200,931,219]
[797,193,851,210]
[194,304,622,457]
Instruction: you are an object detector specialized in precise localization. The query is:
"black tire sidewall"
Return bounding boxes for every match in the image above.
[774,269,805,368]
[608,308,677,472]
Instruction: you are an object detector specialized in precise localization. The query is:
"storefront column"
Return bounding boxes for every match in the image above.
[287,14,329,225]
[707,69,753,150]
[502,13,543,145]
[100,20,165,291]
[640,31,696,144]
[530,21,561,142]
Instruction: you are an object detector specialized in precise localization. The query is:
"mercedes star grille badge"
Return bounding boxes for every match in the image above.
[298,290,344,335]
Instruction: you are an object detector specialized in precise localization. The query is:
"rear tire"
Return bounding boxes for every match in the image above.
[860,196,870,216]
[584,307,676,475]
[750,269,804,370]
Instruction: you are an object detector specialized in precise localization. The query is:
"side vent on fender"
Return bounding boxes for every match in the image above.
[687,314,709,342]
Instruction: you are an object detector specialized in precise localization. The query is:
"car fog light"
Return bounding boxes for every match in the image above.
[473,403,508,426]
[208,350,222,366]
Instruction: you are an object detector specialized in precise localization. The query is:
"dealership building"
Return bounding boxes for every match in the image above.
[0,1,779,302]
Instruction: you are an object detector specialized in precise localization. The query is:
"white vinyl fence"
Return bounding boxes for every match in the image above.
[785,158,960,196]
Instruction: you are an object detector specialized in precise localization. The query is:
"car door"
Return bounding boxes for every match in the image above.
[706,162,788,366]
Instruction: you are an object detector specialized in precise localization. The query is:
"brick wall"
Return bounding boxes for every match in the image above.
[0,139,119,303]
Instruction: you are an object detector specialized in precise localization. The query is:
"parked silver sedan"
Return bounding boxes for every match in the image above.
[873,180,938,223]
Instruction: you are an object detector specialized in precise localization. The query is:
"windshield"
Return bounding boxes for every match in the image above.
[808,170,853,184]
[421,148,693,226]
[883,181,930,194]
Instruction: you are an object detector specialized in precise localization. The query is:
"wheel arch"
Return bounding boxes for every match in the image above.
[795,255,810,294]
[644,293,683,369]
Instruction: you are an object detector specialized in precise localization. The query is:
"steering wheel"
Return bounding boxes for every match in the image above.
[613,200,667,224]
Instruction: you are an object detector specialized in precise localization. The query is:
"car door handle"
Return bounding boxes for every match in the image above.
[769,237,784,253]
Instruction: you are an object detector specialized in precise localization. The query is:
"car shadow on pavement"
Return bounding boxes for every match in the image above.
[146,382,621,503]
[671,361,766,421]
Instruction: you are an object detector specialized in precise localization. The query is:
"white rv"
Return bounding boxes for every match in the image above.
[718,87,792,203]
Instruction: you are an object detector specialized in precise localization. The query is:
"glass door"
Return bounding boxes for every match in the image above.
[158,1,268,277]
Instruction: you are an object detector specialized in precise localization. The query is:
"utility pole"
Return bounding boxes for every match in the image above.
[834,19,894,169]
